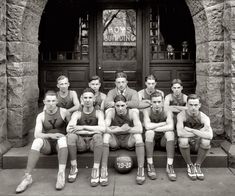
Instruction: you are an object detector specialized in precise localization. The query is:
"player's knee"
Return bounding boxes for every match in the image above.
[31,138,44,151]
[145,130,155,142]
[103,133,111,144]
[133,133,143,144]
[165,131,175,141]
[57,136,67,149]
[67,133,77,145]
[200,139,211,149]
[178,138,189,148]
[93,133,103,146]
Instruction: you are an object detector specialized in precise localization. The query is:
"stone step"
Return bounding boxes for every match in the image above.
[2,144,227,169]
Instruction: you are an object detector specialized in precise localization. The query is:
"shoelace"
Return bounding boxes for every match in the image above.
[195,164,202,174]
[148,164,155,172]
[92,168,98,178]
[101,168,107,178]
[168,165,175,174]
[138,167,144,177]
[189,164,195,174]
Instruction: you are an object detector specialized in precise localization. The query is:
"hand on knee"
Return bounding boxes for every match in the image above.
[31,138,44,151]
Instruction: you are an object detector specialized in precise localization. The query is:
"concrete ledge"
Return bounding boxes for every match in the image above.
[0,140,12,168]
[221,140,235,168]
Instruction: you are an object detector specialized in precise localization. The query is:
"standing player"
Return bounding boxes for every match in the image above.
[66,88,105,187]
[56,75,80,113]
[16,91,70,193]
[138,74,164,109]
[100,95,145,186]
[104,72,139,110]
[143,92,176,181]
[177,94,213,180]
[81,76,106,111]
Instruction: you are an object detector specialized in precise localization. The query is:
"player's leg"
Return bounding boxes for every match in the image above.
[131,133,145,185]
[55,136,68,190]
[16,138,47,193]
[164,131,176,181]
[100,133,116,186]
[90,133,103,187]
[178,137,196,180]
[194,138,211,180]
[145,130,157,180]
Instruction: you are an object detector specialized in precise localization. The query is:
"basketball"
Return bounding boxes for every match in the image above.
[114,153,133,174]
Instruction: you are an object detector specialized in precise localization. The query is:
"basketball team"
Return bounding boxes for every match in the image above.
[15,72,213,193]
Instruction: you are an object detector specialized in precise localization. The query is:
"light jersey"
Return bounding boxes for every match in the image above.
[57,90,74,109]
[184,111,204,130]
[169,93,186,106]
[111,109,133,135]
[42,107,66,135]
[142,89,163,100]
[149,108,167,123]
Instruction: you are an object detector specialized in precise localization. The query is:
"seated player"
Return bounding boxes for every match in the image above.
[138,74,164,109]
[100,95,145,186]
[56,75,80,113]
[16,91,70,193]
[80,75,106,111]
[66,88,105,187]
[143,92,176,181]
[104,71,139,110]
[177,94,213,181]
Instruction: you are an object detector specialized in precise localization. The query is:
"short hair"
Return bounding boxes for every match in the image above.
[82,87,95,95]
[172,78,182,86]
[44,90,57,99]
[114,94,127,103]
[89,75,101,83]
[150,91,164,100]
[57,75,68,83]
[115,71,127,80]
[187,94,200,102]
[145,74,157,82]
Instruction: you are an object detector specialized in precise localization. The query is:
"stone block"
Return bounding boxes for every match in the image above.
[0,108,7,141]
[206,4,224,41]
[196,42,209,62]
[0,0,6,41]
[0,41,6,65]
[208,41,224,62]
[209,107,224,135]
[26,0,47,16]
[196,75,208,106]
[7,61,38,77]
[197,62,224,76]
[7,0,27,8]
[202,0,224,8]
[0,76,6,110]
[7,42,38,62]
[224,77,235,110]
[7,76,39,108]
[185,0,204,17]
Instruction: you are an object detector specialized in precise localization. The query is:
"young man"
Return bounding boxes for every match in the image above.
[67,88,105,187]
[177,94,213,181]
[16,91,70,193]
[164,79,187,114]
[81,76,106,111]
[138,74,164,109]
[56,75,80,113]
[143,92,176,181]
[100,95,145,186]
[104,72,139,110]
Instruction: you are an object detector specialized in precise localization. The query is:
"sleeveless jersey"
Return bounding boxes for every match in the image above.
[169,93,186,106]
[77,108,98,126]
[111,109,133,127]
[149,109,167,123]
[184,111,204,130]
[57,90,74,109]
[42,107,66,134]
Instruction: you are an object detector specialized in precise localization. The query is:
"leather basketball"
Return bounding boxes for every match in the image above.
[114,153,133,174]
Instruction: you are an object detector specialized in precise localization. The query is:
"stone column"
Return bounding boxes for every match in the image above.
[6,0,46,147]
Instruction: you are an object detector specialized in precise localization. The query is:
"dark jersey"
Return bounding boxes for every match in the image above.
[184,111,204,130]
[149,109,167,123]
[169,93,186,106]
[42,107,66,134]
[94,92,103,110]
[77,108,98,126]
[57,90,74,109]
[111,109,134,127]
[142,89,162,100]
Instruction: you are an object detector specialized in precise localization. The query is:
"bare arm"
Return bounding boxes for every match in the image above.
[66,111,84,133]
[176,112,195,138]
[104,90,115,109]
[153,111,174,132]
[138,90,151,109]
[126,90,139,108]
[128,109,143,134]
[143,109,167,130]
[67,91,80,113]
[100,93,107,111]
[164,94,181,113]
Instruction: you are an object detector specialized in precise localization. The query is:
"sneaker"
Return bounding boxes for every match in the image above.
[136,167,145,185]
[166,164,177,181]
[100,167,109,186]
[187,164,197,181]
[68,166,78,183]
[90,168,99,187]
[147,163,157,180]
[194,164,205,180]
[16,173,33,193]
[56,171,65,190]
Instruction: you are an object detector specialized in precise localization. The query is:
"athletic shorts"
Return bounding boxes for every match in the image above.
[40,138,58,155]
[109,133,135,150]
[75,134,103,152]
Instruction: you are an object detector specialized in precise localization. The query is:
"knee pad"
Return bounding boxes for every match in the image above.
[58,136,67,149]
[67,133,78,145]
[31,138,44,151]
[200,139,211,150]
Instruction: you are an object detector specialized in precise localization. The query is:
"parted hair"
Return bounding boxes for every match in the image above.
[89,75,101,83]
[115,71,127,80]
[83,87,95,95]
[150,91,164,100]
[145,74,157,82]
[171,78,182,86]
[187,94,200,102]
[44,90,57,99]
[57,75,68,83]
[114,94,127,103]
